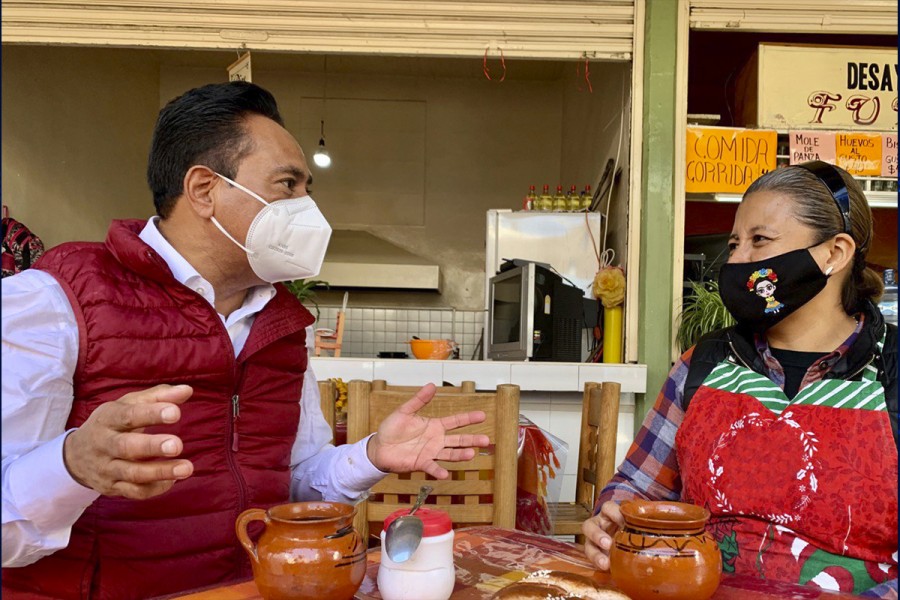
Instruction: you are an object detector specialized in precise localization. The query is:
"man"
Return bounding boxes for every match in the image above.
[1,81,488,599]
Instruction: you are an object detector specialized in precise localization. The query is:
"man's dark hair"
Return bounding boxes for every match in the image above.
[147,81,284,218]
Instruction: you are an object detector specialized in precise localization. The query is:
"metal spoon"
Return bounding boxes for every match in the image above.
[384,485,432,563]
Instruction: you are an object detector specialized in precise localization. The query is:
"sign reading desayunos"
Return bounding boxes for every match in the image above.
[737,44,897,132]
[685,127,777,194]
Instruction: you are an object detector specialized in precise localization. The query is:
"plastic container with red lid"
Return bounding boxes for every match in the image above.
[378,507,455,600]
[383,508,452,537]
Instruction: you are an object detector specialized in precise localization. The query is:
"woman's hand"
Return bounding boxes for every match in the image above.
[583,501,625,571]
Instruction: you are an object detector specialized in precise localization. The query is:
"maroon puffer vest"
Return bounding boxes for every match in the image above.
[2,220,314,600]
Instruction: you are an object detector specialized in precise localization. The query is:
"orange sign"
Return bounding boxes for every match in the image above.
[835,132,881,176]
[686,127,778,193]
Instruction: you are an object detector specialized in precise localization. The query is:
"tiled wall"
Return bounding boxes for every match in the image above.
[315,306,485,360]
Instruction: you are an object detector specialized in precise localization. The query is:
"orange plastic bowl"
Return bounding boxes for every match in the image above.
[408,339,454,360]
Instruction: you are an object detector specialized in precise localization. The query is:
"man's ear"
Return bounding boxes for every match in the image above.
[824,232,856,276]
[182,166,220,219]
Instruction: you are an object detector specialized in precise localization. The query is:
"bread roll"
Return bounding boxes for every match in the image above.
[491,581,575,599]
[521,570,631,599]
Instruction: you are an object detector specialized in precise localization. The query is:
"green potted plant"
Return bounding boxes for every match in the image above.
[283,278,328,321]
[676,281,735,353]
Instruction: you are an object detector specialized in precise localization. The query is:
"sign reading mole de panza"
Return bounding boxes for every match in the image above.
[685,127,777,194]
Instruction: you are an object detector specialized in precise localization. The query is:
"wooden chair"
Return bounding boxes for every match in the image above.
[548,381,621,544]
[319,380,471,448]
[371,380,476,393]
[347,380,519,544]
[314,292,347,357]
[318,378,337,444]
[314,311,345,357]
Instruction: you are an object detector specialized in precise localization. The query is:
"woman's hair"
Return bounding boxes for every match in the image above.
[743,164,882,313]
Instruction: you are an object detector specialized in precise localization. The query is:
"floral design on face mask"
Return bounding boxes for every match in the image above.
[747,269,784,314]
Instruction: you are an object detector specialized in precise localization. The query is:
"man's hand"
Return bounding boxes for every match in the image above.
[366,383,490,479]
[583,501,624,571]
[63,384,194,499]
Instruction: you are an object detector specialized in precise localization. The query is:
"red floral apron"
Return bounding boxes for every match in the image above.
[676,340,898,594]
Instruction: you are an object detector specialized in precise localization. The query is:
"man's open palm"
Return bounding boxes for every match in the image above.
[366,383,491,479]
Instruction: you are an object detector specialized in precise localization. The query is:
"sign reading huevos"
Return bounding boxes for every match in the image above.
[737,44,898,132]
[686,127,777,193]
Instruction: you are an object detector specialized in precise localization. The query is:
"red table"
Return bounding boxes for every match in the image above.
[172,526,864,600]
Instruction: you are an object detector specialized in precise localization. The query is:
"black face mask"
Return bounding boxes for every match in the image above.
[718,247,830,330]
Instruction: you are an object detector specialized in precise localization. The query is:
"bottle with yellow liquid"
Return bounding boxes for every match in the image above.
[567,184,581,212]
[523,185,537,211]
[552,185,567,212]
[581,184,593,211]
[537,184,553,211]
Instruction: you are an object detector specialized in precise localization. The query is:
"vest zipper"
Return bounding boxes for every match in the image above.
[231,394,240,451]
[227,364,249,526]
[728,340,753,370]
[846,354,876,381]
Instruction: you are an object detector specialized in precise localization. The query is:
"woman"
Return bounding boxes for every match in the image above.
[583,162,897,598]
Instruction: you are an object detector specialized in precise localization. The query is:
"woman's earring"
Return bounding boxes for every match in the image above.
[825,265,834,276]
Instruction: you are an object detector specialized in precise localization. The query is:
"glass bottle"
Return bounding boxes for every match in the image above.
[523,185,537,211]
[552,185,567,212]
[581,184,593,210]
[538,184,553,211]
[567,184,581,211]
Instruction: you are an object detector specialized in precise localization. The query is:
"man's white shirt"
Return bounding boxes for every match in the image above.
[1,218,384,567]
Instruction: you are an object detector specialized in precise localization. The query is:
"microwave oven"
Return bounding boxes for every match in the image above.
[487,261,590,362]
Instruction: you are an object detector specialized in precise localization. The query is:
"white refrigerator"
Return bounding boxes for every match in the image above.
[484,209,605,360]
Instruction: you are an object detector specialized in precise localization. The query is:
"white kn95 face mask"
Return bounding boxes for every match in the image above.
[211,172,332,283]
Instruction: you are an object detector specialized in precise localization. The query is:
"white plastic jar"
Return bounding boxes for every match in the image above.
[378,507,455,600]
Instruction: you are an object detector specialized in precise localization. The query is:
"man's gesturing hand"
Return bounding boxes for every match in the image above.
[366,383,491,479]
[63,384,194,499]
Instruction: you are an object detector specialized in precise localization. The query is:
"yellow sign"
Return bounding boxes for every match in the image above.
[686,127,777,193]
[835,132,881,176]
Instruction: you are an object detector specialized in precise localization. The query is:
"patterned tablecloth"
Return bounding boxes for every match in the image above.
[173,526,863,600]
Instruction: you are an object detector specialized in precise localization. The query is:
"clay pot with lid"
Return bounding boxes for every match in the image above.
[236,501,366,600]
[609,500,722,600]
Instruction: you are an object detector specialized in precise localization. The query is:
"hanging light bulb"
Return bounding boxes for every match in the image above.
[313,119,331,168]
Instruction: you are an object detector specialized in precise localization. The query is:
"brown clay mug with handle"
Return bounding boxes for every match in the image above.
[236,501,367,600]
[609,499,722,600]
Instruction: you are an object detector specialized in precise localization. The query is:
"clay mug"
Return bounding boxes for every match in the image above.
[609,500,722,600]
[236,501,367,600]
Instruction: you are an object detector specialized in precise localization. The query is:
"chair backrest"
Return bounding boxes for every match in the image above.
[371,380,476,393]
[575,381,621,510]
[314,311,346,357]
[318,379,337,444]
[346,380,519,543]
